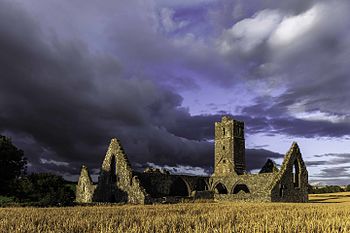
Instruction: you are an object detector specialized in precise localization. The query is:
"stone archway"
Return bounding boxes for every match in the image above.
[195,179,209,191]
[169,178,190,196]
[232,184,250,194]
[214,182,228,194]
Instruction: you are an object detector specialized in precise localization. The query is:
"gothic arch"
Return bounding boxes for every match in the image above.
[232,183,250,194]
[169,177,190,196]
[293,158,301,188]
[195,179,209,191]
[214,182,228,194]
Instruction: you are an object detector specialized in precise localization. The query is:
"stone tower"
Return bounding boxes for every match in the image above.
[214,116,246,175]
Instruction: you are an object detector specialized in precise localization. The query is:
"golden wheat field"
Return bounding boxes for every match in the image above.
[1,193,350,233]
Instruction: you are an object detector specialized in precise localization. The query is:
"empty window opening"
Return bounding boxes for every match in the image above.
[223,146,225,150]
[169,178,189,197]
[293,159,300,188]
[279,184,285,197]
[232,184,250,194]
[110,156,117,183]
[215,183,228,194]
[223,127,226,136]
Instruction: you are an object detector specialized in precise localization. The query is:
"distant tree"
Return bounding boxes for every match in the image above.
[346,185,350,192]
[311,185,344,194]
[0,135,27,195]
[15,173,75,206]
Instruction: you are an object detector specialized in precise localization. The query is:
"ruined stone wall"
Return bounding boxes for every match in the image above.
[136,172,209,198]
[128,176,150,204]
[270,143,308,203]
[210,173,276,202]
[75,165,96,203]
[94,138,149,204]
[76,116,309,204]
[75,138,211,204]
[210,143,309,203]
[76,138,149,204]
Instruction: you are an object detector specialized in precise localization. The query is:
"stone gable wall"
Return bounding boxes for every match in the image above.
[136,172,209,198]
[75,165,96,203]
[270,143,308,202]
[76,138,149,204]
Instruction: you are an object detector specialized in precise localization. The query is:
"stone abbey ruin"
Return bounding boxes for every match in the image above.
[76,116,308,204]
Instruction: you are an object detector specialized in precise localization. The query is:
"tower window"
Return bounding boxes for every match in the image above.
[223,159,226,163]
[223,146,225,150]
[223,127,225,136]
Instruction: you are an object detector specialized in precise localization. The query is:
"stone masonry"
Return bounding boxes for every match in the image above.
[76,116,308,204]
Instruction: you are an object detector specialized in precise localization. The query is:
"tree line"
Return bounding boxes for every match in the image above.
[0,135,75,206]
[308,184,350,194]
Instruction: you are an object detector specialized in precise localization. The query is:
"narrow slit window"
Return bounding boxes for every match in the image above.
[110,156,117,183]
[279,184,285,197]
[293,160,300,188]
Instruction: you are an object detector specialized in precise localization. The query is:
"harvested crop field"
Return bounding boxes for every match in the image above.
[1,194,350,233]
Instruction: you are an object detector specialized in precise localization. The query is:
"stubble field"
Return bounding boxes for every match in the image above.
[1,193,350,233]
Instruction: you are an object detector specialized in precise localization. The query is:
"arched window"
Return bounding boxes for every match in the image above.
[214,183,228,194]
[232,184,250,194]
[293,159,300,188]
[169,178,189,196]
[110,156,117,183]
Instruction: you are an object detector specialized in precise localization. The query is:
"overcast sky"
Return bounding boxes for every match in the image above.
[0,0,349,185]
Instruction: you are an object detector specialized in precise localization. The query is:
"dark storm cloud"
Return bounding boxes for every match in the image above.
[316,167,350,179]
[166,115,221,140]
[245,149,283,171]
[307,153,350,185]
[306,154,350,167]
[0,0,283,178]
[166,0,350,141]
[217,0,350,138]
[1,0,349,183]
[167,110,348,140]
[240,96,350,138]
[0,0,211,177]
